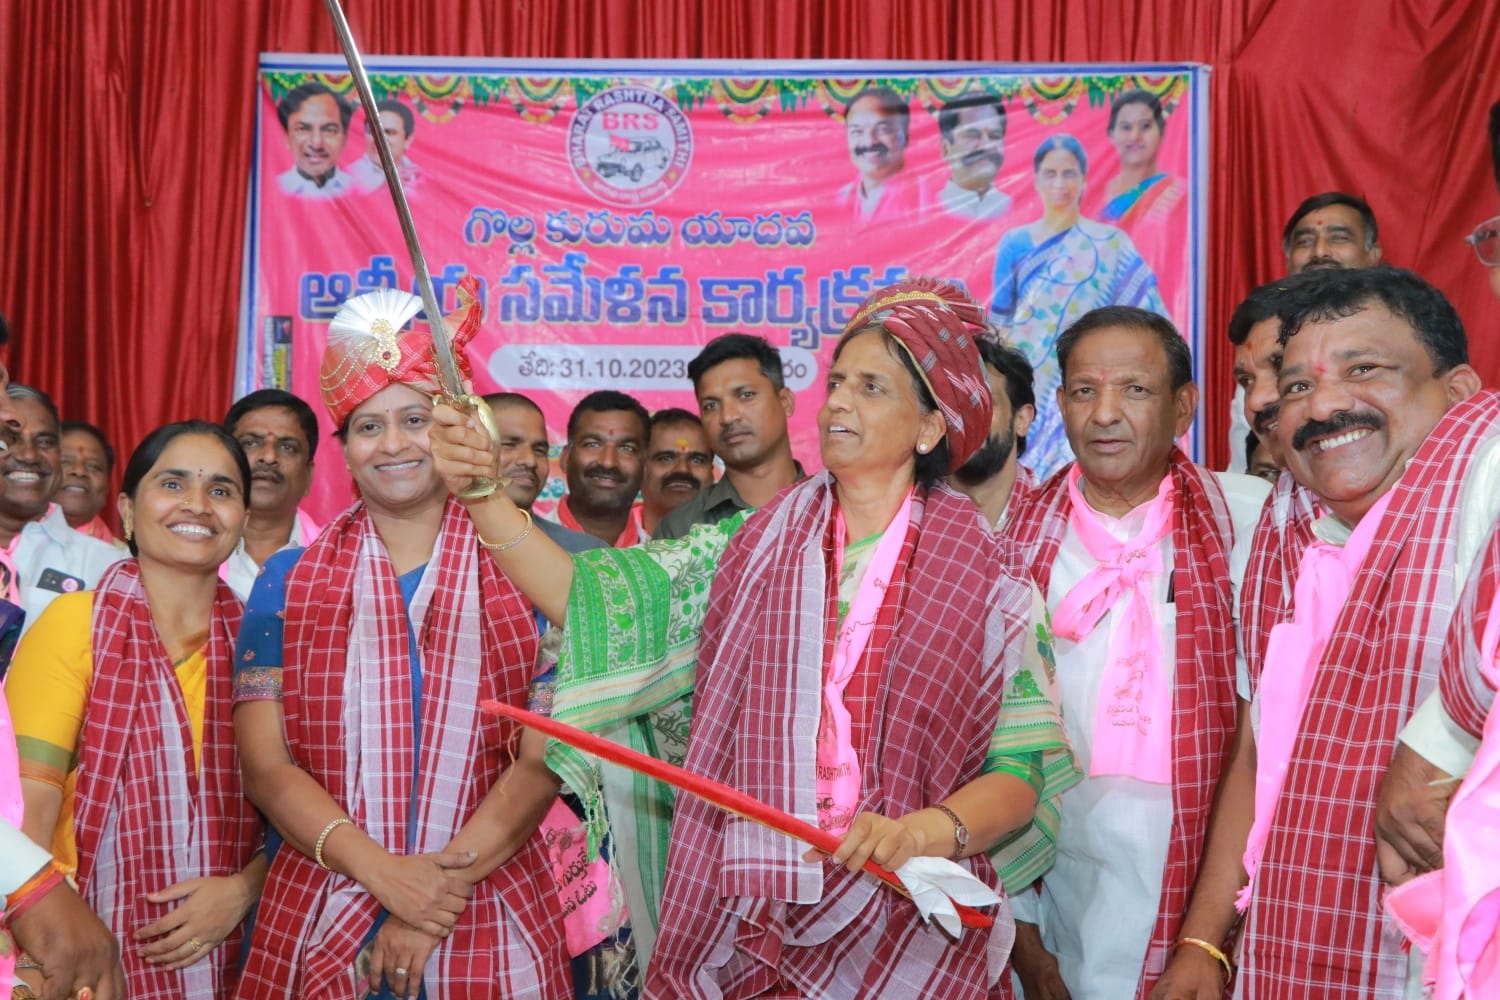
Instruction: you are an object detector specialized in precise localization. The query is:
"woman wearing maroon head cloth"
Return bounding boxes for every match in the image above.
[232,284,570,999]
[431,279,1078,998]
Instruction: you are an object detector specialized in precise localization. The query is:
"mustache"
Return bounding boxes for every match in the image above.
[252,468,284,484]
[717,423,750,443]
[660,473,702,491]
[1252,403,1280,437]
[1290,409,1385,452]
[853,143,890,158]
[582,463,626,484]
[961,149,1003,167]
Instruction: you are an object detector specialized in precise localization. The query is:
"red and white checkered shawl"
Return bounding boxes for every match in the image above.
[1006,448,1237,1000]
[1238,472,1319,688]
[72,560,259,1000]
[1441,519,1500,739]
[997,467,1037,531]
[646,474,1032,999]
[1237,388,1500,1000]
[236,498,570,1000]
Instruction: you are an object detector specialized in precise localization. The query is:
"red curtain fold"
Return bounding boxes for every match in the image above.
[2,0,1497,481]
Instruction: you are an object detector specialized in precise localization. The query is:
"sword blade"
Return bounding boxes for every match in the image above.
[322,0,465,397]
[480,699,995,930]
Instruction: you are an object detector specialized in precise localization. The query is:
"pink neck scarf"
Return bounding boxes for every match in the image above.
[1052,467,1176,783]
[0,531,20,604]
[817,490,913,834]
[1237,489,1395,911]
[0,689,21,985]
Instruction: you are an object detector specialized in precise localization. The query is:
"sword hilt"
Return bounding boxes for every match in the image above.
[443,392,508,501]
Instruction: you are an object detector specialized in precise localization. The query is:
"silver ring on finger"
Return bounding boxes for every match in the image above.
[393,967,409,976]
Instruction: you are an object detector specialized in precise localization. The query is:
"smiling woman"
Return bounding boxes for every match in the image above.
[4,420,266,999]
[231,284,570,998]
[988,134,1169,478]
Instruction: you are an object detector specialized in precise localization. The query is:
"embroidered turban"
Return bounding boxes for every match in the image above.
[840,278,993,470]
[320,275,483,428]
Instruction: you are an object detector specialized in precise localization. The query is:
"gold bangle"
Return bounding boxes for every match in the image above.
[475,507,533,552]
[1177,936,1232,982]
[314,817,353,870]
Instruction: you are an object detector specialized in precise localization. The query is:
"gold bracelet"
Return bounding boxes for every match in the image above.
[1177,936,1232,982]
[475,507,533,552]
[314,817,353,870]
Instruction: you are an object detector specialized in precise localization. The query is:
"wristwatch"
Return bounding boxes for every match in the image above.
[934,804,969,860]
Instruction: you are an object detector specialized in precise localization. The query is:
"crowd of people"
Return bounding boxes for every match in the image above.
[0,98,1497,1000]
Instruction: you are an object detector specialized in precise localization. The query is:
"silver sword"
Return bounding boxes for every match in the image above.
[322,0,502,499]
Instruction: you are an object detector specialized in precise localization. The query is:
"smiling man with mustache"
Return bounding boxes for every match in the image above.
[0,383,122,637]
[1157,267,1500,1000]
[837,86,920,224]
[640,408,714,537]
[554,390,650,547]
[220,389,321,601]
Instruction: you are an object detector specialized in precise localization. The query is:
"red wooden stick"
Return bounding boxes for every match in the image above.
[481,699,994,930]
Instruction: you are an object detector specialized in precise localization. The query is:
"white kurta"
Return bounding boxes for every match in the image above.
[1013,470,1266,999]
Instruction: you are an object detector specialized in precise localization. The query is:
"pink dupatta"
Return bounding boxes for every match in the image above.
[0,694,21,985]
[1239,489,1395,910]
[1385,573,1500,998]
[1050,467,1176,783]
[817,490,913,834]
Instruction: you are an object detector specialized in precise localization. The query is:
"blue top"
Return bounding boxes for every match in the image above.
[236,547,429,998]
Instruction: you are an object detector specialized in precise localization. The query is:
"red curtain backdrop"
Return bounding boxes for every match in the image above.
[3,0,1498,482]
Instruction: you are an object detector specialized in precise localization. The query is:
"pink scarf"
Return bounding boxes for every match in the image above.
[1385,586,1500,998]
[817,491,913,834]
[1051,467,1175,783]
[1238,490,1395,911]
[76,514,119,545]
[0,692,21,986]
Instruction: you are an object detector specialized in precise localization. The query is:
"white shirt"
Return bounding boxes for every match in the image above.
[1398,434,1500,775]
[0,817,50,893]
[277,165,353,198]
[350,154,423,192]
[935,178,1013,222]
[1228,386,1252,473]
[1012,471,1268,1000]
[13,505,124,636]
[219,509,321,602]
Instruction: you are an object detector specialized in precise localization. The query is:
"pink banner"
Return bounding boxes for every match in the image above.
[242,60,1206,520]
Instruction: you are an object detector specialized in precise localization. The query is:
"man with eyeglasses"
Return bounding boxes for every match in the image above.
[837,86,919,223]
[1377,98,1500,1000]
[1466,207,1500,298]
